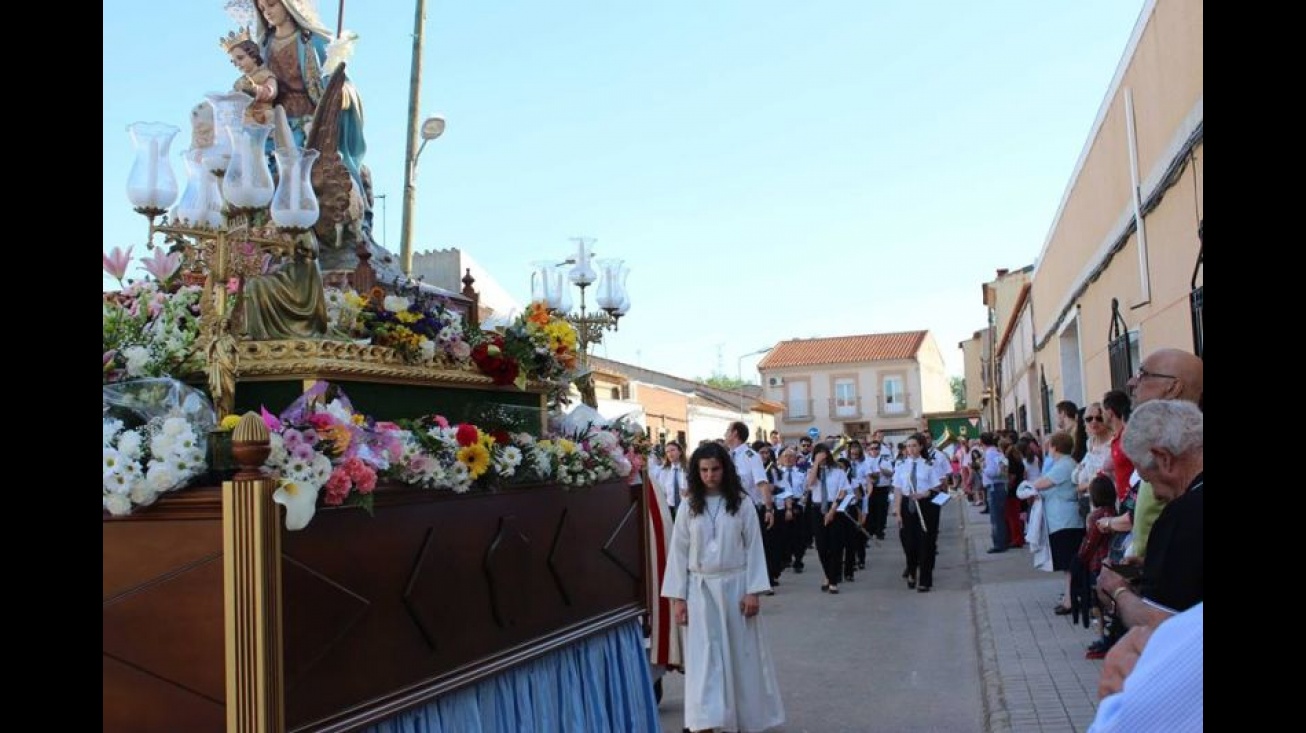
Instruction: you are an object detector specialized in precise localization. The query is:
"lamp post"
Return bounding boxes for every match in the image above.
[399,113,445,276]
[737,347,772,418]
[530,238,631,408]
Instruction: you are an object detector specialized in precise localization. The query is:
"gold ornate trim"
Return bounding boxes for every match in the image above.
[223,475,285,733]
[235,339,552,392]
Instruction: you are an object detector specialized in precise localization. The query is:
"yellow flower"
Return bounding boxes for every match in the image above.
[351,414,366,426]
[345,291,369,309]
[478,431,496,450]
[558,439,576,455]
[219,414,241,431]
[319,424,352,454]
[457,444,492,479]
[396,310,421,324]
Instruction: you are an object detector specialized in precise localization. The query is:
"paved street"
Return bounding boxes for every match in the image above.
[656,498,1107,732]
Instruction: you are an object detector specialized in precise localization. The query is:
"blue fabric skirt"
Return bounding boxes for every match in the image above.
[364,619,659,733]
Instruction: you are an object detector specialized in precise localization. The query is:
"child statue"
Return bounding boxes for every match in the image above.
[221,28,278,126]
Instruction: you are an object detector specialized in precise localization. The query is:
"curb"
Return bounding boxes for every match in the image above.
[964,500,1010,733]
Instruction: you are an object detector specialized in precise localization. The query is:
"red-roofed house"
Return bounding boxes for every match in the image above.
[757,331,953,445]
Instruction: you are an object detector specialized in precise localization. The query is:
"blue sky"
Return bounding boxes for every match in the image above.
[104,0,1146,381]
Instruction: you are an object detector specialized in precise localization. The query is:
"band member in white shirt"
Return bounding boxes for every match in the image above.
[865,440,896,540]
[893,433,947,592]
[725,421,780,589]
[805,442,853,594]
[842,441,872,578]
[653,440,690,521]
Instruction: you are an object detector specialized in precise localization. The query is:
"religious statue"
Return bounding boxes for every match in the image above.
[222,29,278,126]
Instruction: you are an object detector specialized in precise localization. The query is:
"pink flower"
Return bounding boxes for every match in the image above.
[309,413,335,431]
[450,341,472,360]
[103,246,133,284]
[323,467,352,505]
[142,247,182,283]
[260,406,283,433]
[434,415,450,429]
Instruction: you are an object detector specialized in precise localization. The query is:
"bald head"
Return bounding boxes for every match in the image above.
[1129,348,1203,405]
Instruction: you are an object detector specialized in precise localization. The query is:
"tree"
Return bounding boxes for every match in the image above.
[951,376,966,411]
[700,374,753,390]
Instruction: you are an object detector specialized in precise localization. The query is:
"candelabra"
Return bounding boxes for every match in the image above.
[123,92,328,418]
[530,237,631,407]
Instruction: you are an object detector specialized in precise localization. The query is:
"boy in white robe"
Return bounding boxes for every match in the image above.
[661,442,785,733]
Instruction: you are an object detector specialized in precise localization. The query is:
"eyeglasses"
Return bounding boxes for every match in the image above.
[1134,367,1178,382]
[1084,415,1105,422]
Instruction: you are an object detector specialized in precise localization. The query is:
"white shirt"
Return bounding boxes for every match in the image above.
[772,464,804,505]
[893,457,936,501]
[923,449,951,489]
[805,465,851,507]
[864,452,894,487]
[652,461,688,508]
[1088,603,1203,732]
[730,443,769,507]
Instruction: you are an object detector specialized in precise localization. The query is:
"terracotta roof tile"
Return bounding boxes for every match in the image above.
[757,331,928,370]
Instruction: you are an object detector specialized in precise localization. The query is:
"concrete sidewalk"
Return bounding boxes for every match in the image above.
[963,500,1105,733]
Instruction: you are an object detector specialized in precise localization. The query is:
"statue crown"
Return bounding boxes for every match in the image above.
[220,27,253,53]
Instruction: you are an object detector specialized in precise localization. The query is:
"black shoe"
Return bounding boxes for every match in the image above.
[907,576,917,589]
[843,573,855,582]
[857,562,866,570]
[917,585,931,593]
[901,567,911,579]
[986,548,1006,554]
[793,564,804,573]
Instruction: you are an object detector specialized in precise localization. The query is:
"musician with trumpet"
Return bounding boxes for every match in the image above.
[892,433,948,592]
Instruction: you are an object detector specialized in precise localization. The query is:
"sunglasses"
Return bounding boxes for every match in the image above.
[1085,415,1105,422]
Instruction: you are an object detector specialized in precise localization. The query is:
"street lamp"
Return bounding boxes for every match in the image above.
[737,347,772,418]
[399,112,445,276]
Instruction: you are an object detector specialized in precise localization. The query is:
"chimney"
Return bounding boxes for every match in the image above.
[996,268,1009,278]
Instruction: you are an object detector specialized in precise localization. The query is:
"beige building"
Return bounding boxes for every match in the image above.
[1029,0,1203,408]
[980,267,1034,430]
[758,331,952,445]
[958,329,987,411]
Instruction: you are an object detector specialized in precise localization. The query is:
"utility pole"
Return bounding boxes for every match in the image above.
[399,0,427,275]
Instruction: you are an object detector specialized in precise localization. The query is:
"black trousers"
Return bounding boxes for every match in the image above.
[898,498,942,587]
[809,504,843,585]
[842,505,863,577]
[789,503,811,570]
[869,485,893,536]
[758,506,784,584]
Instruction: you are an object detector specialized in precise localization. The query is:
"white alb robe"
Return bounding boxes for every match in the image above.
[660,494,785,733]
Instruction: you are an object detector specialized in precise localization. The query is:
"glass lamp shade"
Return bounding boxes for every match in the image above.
[569,238,596,286]
[126,122,180,211]
[202,92,253,174]
[222,124,275,209]
[269,148,321,229]
[554,268,573,313]
[595,258,624,310]
[173,148,223,227]
[614,265,631,316]
[532,261,559,309]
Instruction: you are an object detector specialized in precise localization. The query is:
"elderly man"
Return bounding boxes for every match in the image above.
[1124,349,1203,559]
[1097,400,1203,630]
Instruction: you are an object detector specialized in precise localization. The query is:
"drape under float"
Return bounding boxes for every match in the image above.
[363,620,659,733]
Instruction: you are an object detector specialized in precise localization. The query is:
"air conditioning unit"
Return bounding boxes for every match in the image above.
[767,376,784,387]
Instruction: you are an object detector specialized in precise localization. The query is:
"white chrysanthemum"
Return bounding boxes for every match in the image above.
[419,339,437,363]
[383,295,411,313]
[129,483,158,505]
[123,346,152,377]
[104,466,132,495]
[146,463,181,493]
[160,416,190,438]
[104,493,133,516]
[499,446,522,468]
[448,462,471,491]
[116,430,143,461]
[311,454,334,485]
[150,433,176,460]
[104,447,124,474]
[613,456,632,477]
[104,419,125,447]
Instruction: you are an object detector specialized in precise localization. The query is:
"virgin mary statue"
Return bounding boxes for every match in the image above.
[249,0,368,206]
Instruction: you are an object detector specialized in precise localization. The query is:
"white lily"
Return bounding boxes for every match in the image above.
[273,479,321,531]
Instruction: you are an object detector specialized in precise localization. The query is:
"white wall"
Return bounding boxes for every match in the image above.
[688,403,736,448]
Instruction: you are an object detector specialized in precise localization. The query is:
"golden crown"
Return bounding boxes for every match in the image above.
[219,27,253,52]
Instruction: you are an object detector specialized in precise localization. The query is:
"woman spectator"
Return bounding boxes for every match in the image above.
[1102,390,1134,504]
[653,440,690,520]
[1072,402,1114,521]
[1029,432,1082,615]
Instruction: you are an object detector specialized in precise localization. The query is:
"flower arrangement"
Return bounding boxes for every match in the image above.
[338,279,473,365]
[391,415,529,493]
[260,382,405,530]
[103,277,204,384]
[470,302,581,403]
[538,423,633,487]
[470,333,522,387]
[102,378,216,516]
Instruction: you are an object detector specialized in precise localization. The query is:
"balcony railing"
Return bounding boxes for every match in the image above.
[875,392,912,417]
[829,396,862,419]
[784,399,814,422]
